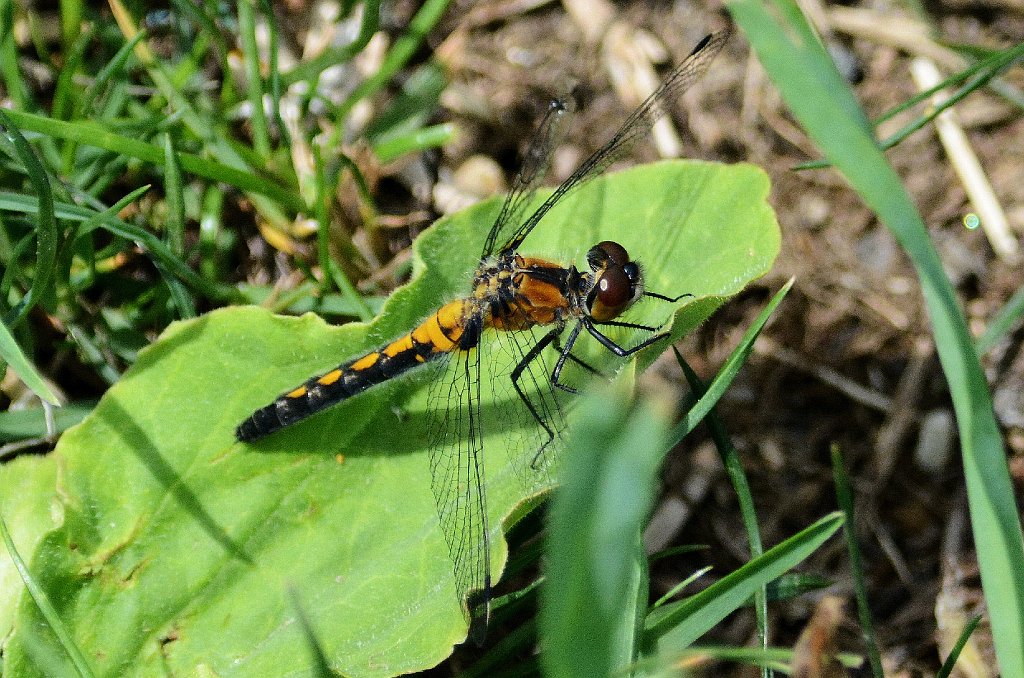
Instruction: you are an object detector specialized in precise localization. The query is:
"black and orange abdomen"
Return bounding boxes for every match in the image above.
[236,300,474,442]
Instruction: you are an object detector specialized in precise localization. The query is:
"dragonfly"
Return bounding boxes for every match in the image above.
[236,27,729,640]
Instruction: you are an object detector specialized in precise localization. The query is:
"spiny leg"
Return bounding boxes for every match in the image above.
[509,328,561,466]
[583,317,672,357]
[595,318,661,332]
[550,324,605,393]
[644,290,693,303]
[550,323,585,394]
[582,289,692,356]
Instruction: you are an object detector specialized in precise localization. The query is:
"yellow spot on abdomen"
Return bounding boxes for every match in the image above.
[287,385,308,399]
[350,352,379,371]
[317,369,342,386]
[382,334,414,357]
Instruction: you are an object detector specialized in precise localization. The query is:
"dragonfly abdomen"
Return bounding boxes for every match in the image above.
[236,299,475,442]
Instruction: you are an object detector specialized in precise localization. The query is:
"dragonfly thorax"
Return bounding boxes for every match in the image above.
[474,251,577,332]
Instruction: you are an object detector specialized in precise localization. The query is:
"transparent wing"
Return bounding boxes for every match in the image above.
[425,318,573,639]
[426,341,491,637]
[480,97,574,258]
[498,26,731,254]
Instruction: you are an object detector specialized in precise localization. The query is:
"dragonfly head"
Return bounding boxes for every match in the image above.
[586,241,644,322]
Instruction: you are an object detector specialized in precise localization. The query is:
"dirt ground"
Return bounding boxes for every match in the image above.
[384,1,1024,675]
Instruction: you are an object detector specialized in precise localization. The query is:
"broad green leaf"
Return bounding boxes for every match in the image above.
[4,160,779,677]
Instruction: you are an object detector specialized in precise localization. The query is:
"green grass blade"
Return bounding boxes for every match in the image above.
[162,134,185,256]
[237,0,272,158]
[281,0,380,86]
[976,282,1024,355]
[0,109,59,323]
[540,381,671,678]
[795,42,1024,172]
[0,515,95,678]
[0,318,60,405]
[651,566,712,609]
[171,1,234,97]
[766,573,831,601]
[331,0,451,125]
[157,261,197,319]
[1,109,304,212]
[0,401,94,442]
[258,0,289,150]
[0,0,30,108]
[874,48,1014,125]
[363,61,447,140]
[831,445,884,677]
[66,322,120,385]
[677,351,770,677]
[76,185,153,238]
[199,184,224,280]
[669,279,792,442]
[730,4,1024,673]
[644,513,844,649]
[52,24,93,124]
[82,30,148,112]
[373,123,455,164]
[0,190,241,304]
[59,0,83,48]
[312,145,374,322]
[874,43,1024,153]
[935,614,983,678]
[160,134,195,317]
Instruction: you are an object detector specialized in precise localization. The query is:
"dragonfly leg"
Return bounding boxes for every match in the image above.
[584,288,690,353]
[594,289,692,334]
[510,328,560,463]
[551,329,606,381]
[583,317,671,357]
[548,323,585,394]
[595,318,661,332]
[644,290,693,303]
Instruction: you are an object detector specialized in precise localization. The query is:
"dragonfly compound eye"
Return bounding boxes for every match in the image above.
[590,265,640,321]
[587,240,630,271]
